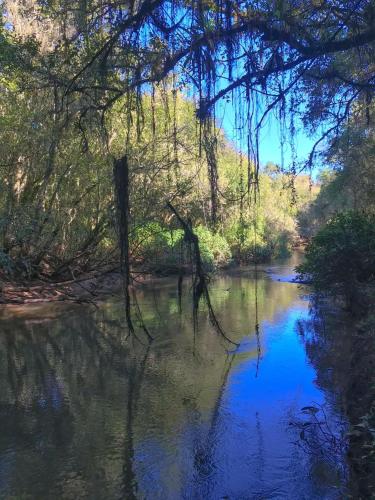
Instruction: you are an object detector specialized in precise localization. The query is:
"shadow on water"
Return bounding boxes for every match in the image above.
[295,297,367,497]
[0,257,350,498]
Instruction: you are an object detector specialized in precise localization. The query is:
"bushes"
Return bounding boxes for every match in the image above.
[193,226,231,268]
[132,222,183,264]
[297,211,375,309]
[134,217,295,272]
[132,222,232,272]
[224,217,292,264]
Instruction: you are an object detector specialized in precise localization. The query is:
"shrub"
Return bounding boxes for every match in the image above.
[224,218,291,263]
[297,211,375,309]
[132,222,183,267]
[132,222,232,272]
[193,225,231,268]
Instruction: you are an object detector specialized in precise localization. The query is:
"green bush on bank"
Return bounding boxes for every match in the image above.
[194,226,231,268]
[297,211,375,309]
[133,218,296,273]
[224,218,293,264]
[132,222,231,272]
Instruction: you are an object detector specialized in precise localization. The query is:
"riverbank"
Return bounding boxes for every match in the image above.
[0,267,123,305]
[0,253,304,306]
[0,266,208,305]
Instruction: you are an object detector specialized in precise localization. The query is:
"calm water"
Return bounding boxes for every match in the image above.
[0,258,348,499]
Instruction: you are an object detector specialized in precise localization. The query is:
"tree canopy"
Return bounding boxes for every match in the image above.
[4,0,375,176]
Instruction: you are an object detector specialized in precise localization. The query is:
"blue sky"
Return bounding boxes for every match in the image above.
[257,114,317,168]
[217,98,319,172]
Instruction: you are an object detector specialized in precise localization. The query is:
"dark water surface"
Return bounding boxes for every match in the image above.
[0,258,348,499]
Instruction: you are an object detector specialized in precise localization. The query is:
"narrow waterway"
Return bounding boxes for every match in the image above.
[0,257,348,499]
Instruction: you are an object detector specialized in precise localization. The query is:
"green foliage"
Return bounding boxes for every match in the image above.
[132,222,183,268]
[222,170,313,263]
[297,211,375,306]
[133,222,231,272]
[0,79,313,278]
[225,218,270,262]
[194,226,231,268]
[298,119,375,239]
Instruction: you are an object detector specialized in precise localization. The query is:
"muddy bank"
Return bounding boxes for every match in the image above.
[0,254,306,306]
[0,268,124,305]
[0,266,190,306]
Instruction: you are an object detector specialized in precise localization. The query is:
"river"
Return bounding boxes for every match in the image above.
[0,256,349,499]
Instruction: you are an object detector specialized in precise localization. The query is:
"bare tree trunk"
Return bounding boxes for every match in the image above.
[114,156,152,342]
[114,155,134,335]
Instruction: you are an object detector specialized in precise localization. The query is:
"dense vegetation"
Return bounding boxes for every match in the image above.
[0,0,374,286]
[0,80,314,280]
[297,211,375,310]
[297,104,375,310]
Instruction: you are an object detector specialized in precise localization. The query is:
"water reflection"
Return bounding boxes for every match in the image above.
[0,264,347,498]
[295,300,353,493]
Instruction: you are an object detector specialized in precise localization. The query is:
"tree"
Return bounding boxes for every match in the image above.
[297,102,375,238]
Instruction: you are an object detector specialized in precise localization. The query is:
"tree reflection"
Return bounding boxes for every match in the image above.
[295,300,352,493]
[0,270,302,498]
